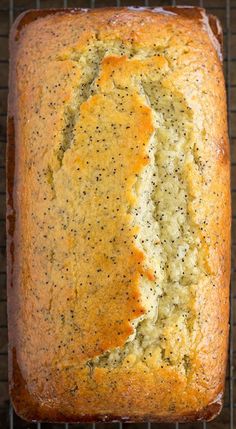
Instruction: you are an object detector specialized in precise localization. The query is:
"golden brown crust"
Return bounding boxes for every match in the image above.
[7,7,230,423]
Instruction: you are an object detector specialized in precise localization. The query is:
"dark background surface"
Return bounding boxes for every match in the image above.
[0,0,235,428]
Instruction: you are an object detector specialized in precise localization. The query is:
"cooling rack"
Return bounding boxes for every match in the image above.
[0,0,235,428]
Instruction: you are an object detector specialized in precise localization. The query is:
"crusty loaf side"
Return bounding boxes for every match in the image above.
[7,7,230,422]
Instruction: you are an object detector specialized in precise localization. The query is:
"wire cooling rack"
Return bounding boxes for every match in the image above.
[0,0,235,428]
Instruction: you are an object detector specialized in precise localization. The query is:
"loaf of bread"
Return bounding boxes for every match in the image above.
[7,7,230,423]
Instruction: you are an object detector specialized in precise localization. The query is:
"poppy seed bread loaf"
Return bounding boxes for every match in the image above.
[7,7,230,423]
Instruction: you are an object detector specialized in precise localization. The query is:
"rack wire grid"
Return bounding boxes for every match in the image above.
[0,0,235,428]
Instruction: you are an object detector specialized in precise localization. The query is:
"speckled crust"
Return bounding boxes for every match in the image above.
[7,7,230,423]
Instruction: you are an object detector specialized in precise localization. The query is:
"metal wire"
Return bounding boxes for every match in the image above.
[226,2,234,427]
[33,0,41,418]
[9,404,13,429]
[8,6,13,425]
[2,0,235,427]
[9,0,13,26]
[201,6,207,429]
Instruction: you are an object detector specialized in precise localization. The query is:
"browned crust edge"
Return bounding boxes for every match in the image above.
[10,349,223,423]
[9,7,223,58]
[7,6,226,424]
